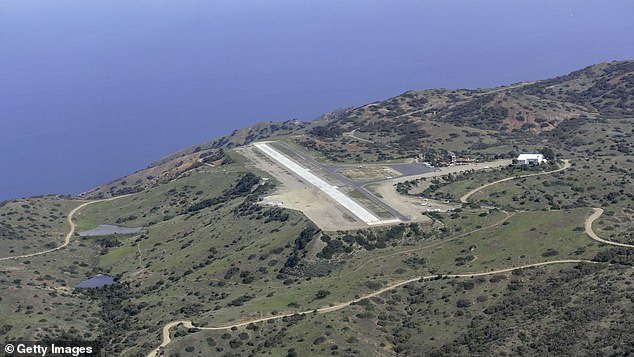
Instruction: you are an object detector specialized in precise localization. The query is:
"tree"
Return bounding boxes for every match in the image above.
[315,290,330,299]
[541,146,555,160]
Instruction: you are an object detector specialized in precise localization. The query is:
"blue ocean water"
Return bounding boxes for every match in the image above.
[1,0,633,200]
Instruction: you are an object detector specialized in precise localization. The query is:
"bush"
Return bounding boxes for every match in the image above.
[456,299,472,308]
[541,249,560,257]
[315,290,330,299]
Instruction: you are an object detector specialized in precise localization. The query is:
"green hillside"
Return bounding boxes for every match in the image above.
[1,60,633,356]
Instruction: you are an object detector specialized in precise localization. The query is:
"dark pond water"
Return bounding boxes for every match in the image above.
[75,275,115,288]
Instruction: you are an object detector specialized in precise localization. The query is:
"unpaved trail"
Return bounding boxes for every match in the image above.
[460,160,570,203]
[146,259,596,357]
[197,158,215,168]
[146,321,196,357]
[383,81,536,122]
[339,211,514,278]
[145,156,633,357]
[344,129,374,143]
[0,194,132,261]
[367,158,512,220]
[585,208,634,248]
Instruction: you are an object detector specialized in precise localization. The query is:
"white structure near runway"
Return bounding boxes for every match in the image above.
[254,142,399,226]
[516,153,547,165]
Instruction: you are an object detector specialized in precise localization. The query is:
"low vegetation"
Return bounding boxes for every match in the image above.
[1,60,632,356]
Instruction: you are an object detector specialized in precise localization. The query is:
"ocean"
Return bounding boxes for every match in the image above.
[1,0,633,200]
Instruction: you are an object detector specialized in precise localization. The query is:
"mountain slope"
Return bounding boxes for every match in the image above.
[82,60,633,198]
[1,60,632,357]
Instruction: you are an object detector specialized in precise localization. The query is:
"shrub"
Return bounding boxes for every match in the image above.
[315,290,330,299]
[456,299,472,308]
[541,249,560,257]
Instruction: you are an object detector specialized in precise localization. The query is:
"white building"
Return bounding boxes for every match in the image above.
[516,153,547,165]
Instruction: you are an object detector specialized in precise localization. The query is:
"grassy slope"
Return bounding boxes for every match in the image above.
[0,198,103,342]
[164,263,633,357]
[0,154,606,355]
[0,197,79,256]
[0,60,632,356]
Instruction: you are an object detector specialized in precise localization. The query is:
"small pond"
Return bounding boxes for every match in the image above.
[79,224,143,237]
[75,275,115,288]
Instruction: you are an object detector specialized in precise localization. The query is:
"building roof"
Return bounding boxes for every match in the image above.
[517,153,544,160]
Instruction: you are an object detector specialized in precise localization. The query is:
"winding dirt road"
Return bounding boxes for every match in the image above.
[148,210,514,356]
[343,129,374,143]
[146,259,597,357]
[585,208,634,248]
[0,194,132,261]
[459,160,570,203]
[9,159,617,357]
[147,157,634,357]
[455,160,630,250]
[339,211,514,279]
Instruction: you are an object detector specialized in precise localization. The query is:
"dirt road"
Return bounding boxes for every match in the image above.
[366,159,511,221]
[339,211,514,278]
[146,258,596,357]
[585,208,634,248]
[343,129,374,143]
[145,158,634,357]
[460,160,571,203]
[0,194,132,261]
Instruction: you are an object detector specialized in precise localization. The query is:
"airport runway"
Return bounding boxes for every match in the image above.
[273,141,424,222]
[254,142,397,225]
